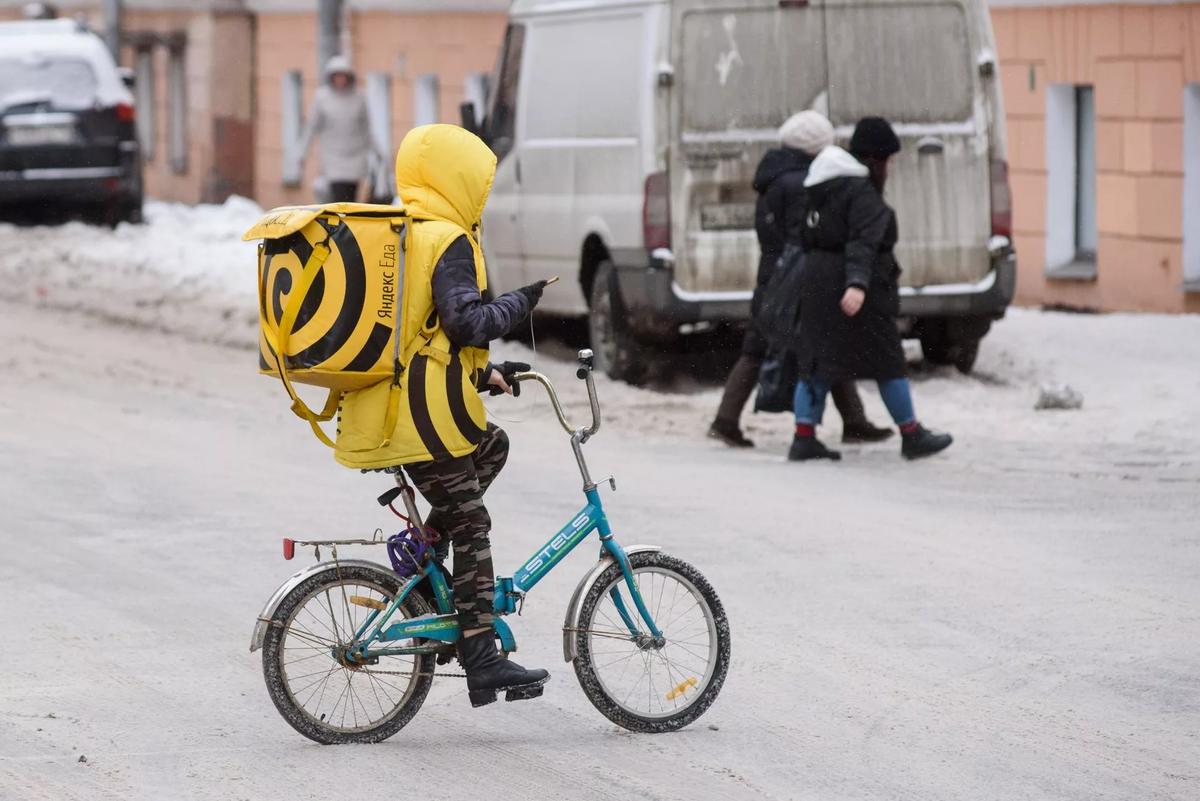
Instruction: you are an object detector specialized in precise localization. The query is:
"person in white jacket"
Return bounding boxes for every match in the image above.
[299,56,384,203]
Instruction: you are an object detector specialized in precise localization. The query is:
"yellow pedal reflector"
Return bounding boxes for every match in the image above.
[349,596,387,610]
[666,677,698,701]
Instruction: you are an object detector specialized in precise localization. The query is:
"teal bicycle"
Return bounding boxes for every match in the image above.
[250,349,730,743]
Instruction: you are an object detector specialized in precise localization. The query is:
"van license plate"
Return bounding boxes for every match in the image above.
[7,125,75,146]
[700,203,755,231]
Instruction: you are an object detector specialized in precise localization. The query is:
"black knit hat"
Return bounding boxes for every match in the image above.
[849,117,901,159]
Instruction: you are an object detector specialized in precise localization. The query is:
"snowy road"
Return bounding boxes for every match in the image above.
[1,298,1198,800]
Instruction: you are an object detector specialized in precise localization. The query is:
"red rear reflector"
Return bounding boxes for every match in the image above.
[116,103,135,122]
[990,160,1012,239]
[643,171,670,250]
[283,539,295,560]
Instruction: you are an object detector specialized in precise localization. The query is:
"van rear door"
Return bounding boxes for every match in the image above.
[671,0,829,298]
[672,0,991,298]
[824,0,991,289]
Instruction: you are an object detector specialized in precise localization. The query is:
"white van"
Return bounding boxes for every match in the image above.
[465,0,1016,379]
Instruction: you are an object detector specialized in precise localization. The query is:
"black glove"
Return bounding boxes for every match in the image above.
[486,360,532,396]
[517,280,548,307]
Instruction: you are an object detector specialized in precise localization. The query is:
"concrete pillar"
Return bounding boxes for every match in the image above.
[317,0,342,79]
[103,0,122,60]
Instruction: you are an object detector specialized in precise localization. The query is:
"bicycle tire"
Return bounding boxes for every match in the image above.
[261,564,436,744]
[573,552,730,732]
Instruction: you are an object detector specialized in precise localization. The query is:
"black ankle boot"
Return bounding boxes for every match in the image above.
[788,435,842,462]
[708,418,754,448]
[901,424,953,460]
[841,421,895,444]
[457,630,549,707]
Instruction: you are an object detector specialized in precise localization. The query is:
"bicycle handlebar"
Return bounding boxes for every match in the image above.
[511,349,601,439]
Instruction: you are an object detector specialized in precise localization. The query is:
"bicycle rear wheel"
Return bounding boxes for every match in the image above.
[572,551,730,732]
[261,564,436,744]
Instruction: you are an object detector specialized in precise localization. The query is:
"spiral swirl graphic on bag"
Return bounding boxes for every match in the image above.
[259,221,392,374]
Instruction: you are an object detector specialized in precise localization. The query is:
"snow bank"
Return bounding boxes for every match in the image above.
[0,196,262,348]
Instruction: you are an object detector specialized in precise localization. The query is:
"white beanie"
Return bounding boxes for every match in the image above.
[325,55,355,78]
[779,111,835,156]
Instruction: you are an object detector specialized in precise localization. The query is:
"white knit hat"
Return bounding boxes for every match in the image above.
[325,55,355,78]
[779,111,835,156]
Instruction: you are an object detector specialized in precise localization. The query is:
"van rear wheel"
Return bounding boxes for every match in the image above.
[589,261,645,384]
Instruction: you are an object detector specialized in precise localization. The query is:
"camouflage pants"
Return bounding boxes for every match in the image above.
[404,424,509,630]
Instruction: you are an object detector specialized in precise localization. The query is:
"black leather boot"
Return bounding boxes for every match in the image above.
[457,630,549,707]
[901,424,953,460]
[787,435,842,462]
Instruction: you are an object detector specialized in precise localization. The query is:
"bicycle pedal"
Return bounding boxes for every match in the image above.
[468,689,498,708]
[504,684,545,703]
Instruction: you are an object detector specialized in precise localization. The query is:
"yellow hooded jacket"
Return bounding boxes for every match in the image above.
[334,124,497,468]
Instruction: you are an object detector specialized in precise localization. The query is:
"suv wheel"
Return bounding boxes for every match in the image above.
[588,261,644,383]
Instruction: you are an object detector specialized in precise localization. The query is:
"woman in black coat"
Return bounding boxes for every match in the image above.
[788,117,953,462]
[708,111,889,449]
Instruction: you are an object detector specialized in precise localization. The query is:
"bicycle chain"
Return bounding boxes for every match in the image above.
[360,667,467,679]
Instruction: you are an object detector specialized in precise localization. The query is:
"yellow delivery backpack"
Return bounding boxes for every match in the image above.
[243,203,410,450]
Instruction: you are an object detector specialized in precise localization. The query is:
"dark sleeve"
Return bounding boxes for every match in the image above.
[781,175,807,248]
[430,235,533,348]
[843,183,892,291]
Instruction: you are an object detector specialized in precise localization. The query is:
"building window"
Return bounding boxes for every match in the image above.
[166,46,188,174]
[1045,84,1097,278]
[1185,84,1200,289]
[134,46,155,161]
[414,73,440,127]
[464,71,489,125]
[281,70,304,187]
[366,71,392,157]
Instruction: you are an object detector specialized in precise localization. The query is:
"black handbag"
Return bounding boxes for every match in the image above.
[755,244,806,351]
[754,349,799,414]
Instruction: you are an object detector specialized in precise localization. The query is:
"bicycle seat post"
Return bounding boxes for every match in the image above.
[393,468,427,531]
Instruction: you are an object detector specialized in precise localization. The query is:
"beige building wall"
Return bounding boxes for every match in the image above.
[254,9,506,210]
[992,2,1200,313]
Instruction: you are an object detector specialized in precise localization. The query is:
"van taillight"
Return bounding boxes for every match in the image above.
[643,171,670,250]
[116,103,135,122]
[990,161,1011,239]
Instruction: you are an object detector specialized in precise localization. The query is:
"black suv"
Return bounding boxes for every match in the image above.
[0,18,143,225]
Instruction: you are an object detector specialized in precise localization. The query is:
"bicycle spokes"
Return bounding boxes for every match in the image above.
[584,567,718,719]
[280,580,423,732]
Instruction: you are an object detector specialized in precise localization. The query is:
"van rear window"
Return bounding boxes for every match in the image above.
[679,3,973,135]
[0,57,99,111]
[680,8,827,134]
[825,4,973,125]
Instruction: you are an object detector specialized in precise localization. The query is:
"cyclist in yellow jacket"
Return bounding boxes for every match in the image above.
[335,124,549,706]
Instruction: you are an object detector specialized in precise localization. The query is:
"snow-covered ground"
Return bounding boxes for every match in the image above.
[1,206,1198,800]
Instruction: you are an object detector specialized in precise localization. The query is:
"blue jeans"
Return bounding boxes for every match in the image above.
[794,377,916,428]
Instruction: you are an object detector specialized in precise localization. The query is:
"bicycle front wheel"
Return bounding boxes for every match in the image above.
[573,551,730,732]
[261,564,436,744]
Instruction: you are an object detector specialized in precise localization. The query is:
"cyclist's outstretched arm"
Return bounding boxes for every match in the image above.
[431,235,544,347]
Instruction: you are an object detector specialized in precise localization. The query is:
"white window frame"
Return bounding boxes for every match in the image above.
[134,45,155,162]
[414,73,440,128]
[281,70,304,187]
[166,46,188,175]
[366,71,392,158]
[1045,84,1097,278]
[1184,84,1200,288]
[464,71,489,125]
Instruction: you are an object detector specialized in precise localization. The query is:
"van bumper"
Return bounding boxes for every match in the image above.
[898,252,1016,319]
[611,248,751,329]
[612,247,1016,327]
